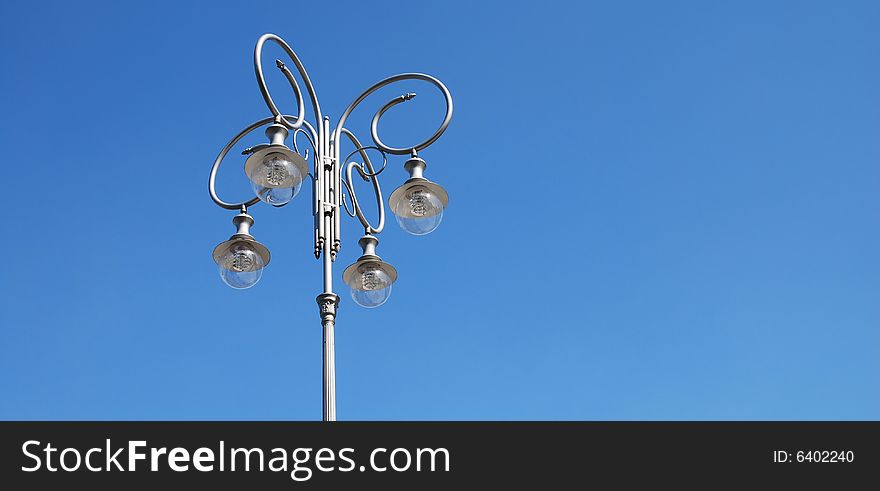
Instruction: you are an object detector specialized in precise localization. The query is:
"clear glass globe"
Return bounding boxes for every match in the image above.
[218,242,264,289]
[391,185,444,235]
[349,263,393,308]
[249,152,303,207]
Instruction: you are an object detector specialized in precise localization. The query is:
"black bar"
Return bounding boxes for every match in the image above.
[0,422,875,488]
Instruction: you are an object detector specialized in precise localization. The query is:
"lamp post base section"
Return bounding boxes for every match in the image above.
[316,292,340,421]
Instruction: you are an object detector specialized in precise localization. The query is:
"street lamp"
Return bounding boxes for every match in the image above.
[207,34,453,421]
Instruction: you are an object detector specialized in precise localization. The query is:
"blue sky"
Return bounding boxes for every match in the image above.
[0,0,877,420]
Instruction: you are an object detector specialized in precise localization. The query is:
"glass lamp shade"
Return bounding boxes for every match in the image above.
[244,146,309,207]
[212,237,271,289]
[388,179,449,235]
[342,259,398,308]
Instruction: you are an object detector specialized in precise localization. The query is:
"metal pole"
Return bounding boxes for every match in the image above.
[317,204,338,421]
[317,291,338,421]
[317,116,338,422]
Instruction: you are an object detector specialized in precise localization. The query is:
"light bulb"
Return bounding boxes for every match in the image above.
[349,263,392,308]
[392,185,444,235]
[249,152,303,206]
[218,242,264,289]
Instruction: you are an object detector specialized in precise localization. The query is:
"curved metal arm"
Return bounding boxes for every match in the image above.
[340,129,387,177]
[263,59,306,130]
[344,162,384,234]
[291,127,317,160]
[209,116,316,210]
[254,34,323,131]
[338,129,385,234]
[333,73,453,155]
[340,179,357,218]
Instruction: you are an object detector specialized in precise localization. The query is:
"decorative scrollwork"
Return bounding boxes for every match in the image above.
[342,145,388,179]
[338,129,386,234]
[211,34,452,264]
[334,73,453,156]
[254,33,323,130]
[291,127,316,161]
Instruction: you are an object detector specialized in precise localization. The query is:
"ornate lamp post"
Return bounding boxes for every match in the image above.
[207,34,453,421]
